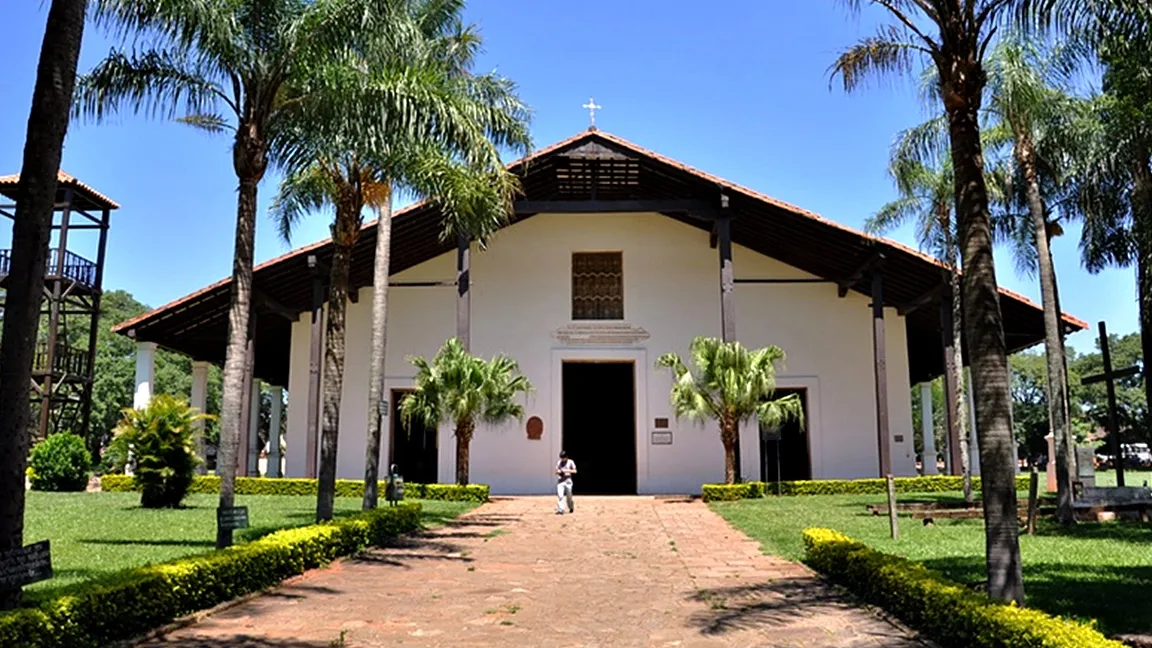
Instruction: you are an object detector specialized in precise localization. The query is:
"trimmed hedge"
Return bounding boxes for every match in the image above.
[802,528,1124,648]
[702,475,1032,501]
[100,475,489,503]
[0,503,422,648]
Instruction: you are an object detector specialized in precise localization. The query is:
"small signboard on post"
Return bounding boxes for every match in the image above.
[217,506,249,530]
[0,540,53,589]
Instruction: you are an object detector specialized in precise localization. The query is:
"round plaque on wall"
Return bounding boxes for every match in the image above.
[526,416,544,440]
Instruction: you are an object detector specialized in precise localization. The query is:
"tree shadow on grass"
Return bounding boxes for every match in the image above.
[920,556,1152,636]
[1031,519,1152,544]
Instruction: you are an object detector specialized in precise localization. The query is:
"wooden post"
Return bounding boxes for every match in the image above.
[940,297,963,476]
[457,234,471,352]
[716,207,740,478]
[1026,466,1039,535]
[886,474,899,540]
[305,256,325,479]
[872,266,891,477]
[236,312,256,477]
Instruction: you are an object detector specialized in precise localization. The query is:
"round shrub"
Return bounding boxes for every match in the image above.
[28,433,91,491]
[111,394,209,508]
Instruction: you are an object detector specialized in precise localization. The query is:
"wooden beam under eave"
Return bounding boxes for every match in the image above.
[254,289,300,322]
[837,249,884,298]
[457,234,471,351]
[897,282,945,316]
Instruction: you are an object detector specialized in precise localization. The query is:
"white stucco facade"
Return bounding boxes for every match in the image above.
[284,211,917,494]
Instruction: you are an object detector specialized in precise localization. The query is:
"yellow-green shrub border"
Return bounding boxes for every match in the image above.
[100,475,489,503]
[702,475,1032,502]
[802,528,1124,648]
[0,504,422,648]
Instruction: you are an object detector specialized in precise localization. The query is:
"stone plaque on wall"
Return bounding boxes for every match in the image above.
[651,431,673,445]
[552,322,650,346]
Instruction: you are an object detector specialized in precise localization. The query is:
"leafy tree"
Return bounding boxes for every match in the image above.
[830,0,1025,603]
[0,0,88,611]
[78,0,426,548]
[399,338,531,486]
[111,394,209,508]
[656,337,804,485]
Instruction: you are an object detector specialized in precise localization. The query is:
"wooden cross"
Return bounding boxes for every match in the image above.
[1081,320,1141,488]
[582,97,602,128]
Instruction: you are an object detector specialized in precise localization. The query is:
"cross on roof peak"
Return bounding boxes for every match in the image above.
[582,97,601,130]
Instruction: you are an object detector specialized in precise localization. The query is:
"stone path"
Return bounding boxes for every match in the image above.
[135,496,930,647]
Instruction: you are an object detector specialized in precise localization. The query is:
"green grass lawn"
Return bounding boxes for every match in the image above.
[1093,469,1152,487]
[23,491,476,601]
[712,491,1152,636]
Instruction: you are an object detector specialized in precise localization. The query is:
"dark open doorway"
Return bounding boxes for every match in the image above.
[390,389,438,483]
[562,361,637,495]
[759,388,810,483]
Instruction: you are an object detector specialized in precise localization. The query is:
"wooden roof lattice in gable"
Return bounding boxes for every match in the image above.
[113,130,1086,386]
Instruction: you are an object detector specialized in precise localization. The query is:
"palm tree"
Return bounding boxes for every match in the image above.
[656,337,804,485]
[76,0,424,548]
[358,6,531,510]
[865,143,974,503]
[272,7,530,518]
[830,0,1025,603]
[979,35,1093,525]
[399,338,532,485]
[0,0,88,611]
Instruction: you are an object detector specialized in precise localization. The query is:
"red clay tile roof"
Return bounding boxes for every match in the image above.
[0,169,121,210]
[112,128,1087,341]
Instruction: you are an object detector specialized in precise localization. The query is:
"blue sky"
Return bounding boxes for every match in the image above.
[0,0,1132,352]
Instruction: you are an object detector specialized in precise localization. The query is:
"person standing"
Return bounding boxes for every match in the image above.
[556,450,577,514]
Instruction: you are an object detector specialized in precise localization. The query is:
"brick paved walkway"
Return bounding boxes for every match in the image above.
[135,497,930,647]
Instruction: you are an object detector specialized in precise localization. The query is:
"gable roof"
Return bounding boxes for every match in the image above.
[0,170,120,211]
[114,129,1086,386]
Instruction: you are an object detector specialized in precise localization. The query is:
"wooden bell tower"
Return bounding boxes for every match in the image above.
[0,171,115,444]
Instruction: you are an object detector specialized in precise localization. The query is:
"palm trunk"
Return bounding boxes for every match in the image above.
[456,416,474,485]
[1016,133,1074,525]
[946,81,1025,605]
[0,0,86,610]
[1132,158,1152,424]
[721,414,738,485]
[363,191,394,510]
[216,122,266,549]
[317,200,360,522]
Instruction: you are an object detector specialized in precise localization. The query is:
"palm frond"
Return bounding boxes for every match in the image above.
[269,164,338,243]
[74,48,230,123]
[829,25,930,93]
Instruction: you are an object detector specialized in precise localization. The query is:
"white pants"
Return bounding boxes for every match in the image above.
[556,481,573,512]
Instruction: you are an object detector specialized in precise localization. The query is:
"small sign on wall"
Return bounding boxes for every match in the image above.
[653,417,669,429]
[651,431,673,445]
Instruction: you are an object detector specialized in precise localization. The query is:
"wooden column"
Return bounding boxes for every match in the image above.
[457,234,471,351]
[247,378,262,476]
[940,297,963,475]
[237,311,256,477]
[305,255,326,479]
[716,206,740,477]
[871,266,891,477]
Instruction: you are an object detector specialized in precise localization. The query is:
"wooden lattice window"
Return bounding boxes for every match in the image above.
[571,252,623,320]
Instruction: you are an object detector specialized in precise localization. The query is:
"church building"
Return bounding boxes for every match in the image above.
[114,130,1085,494]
